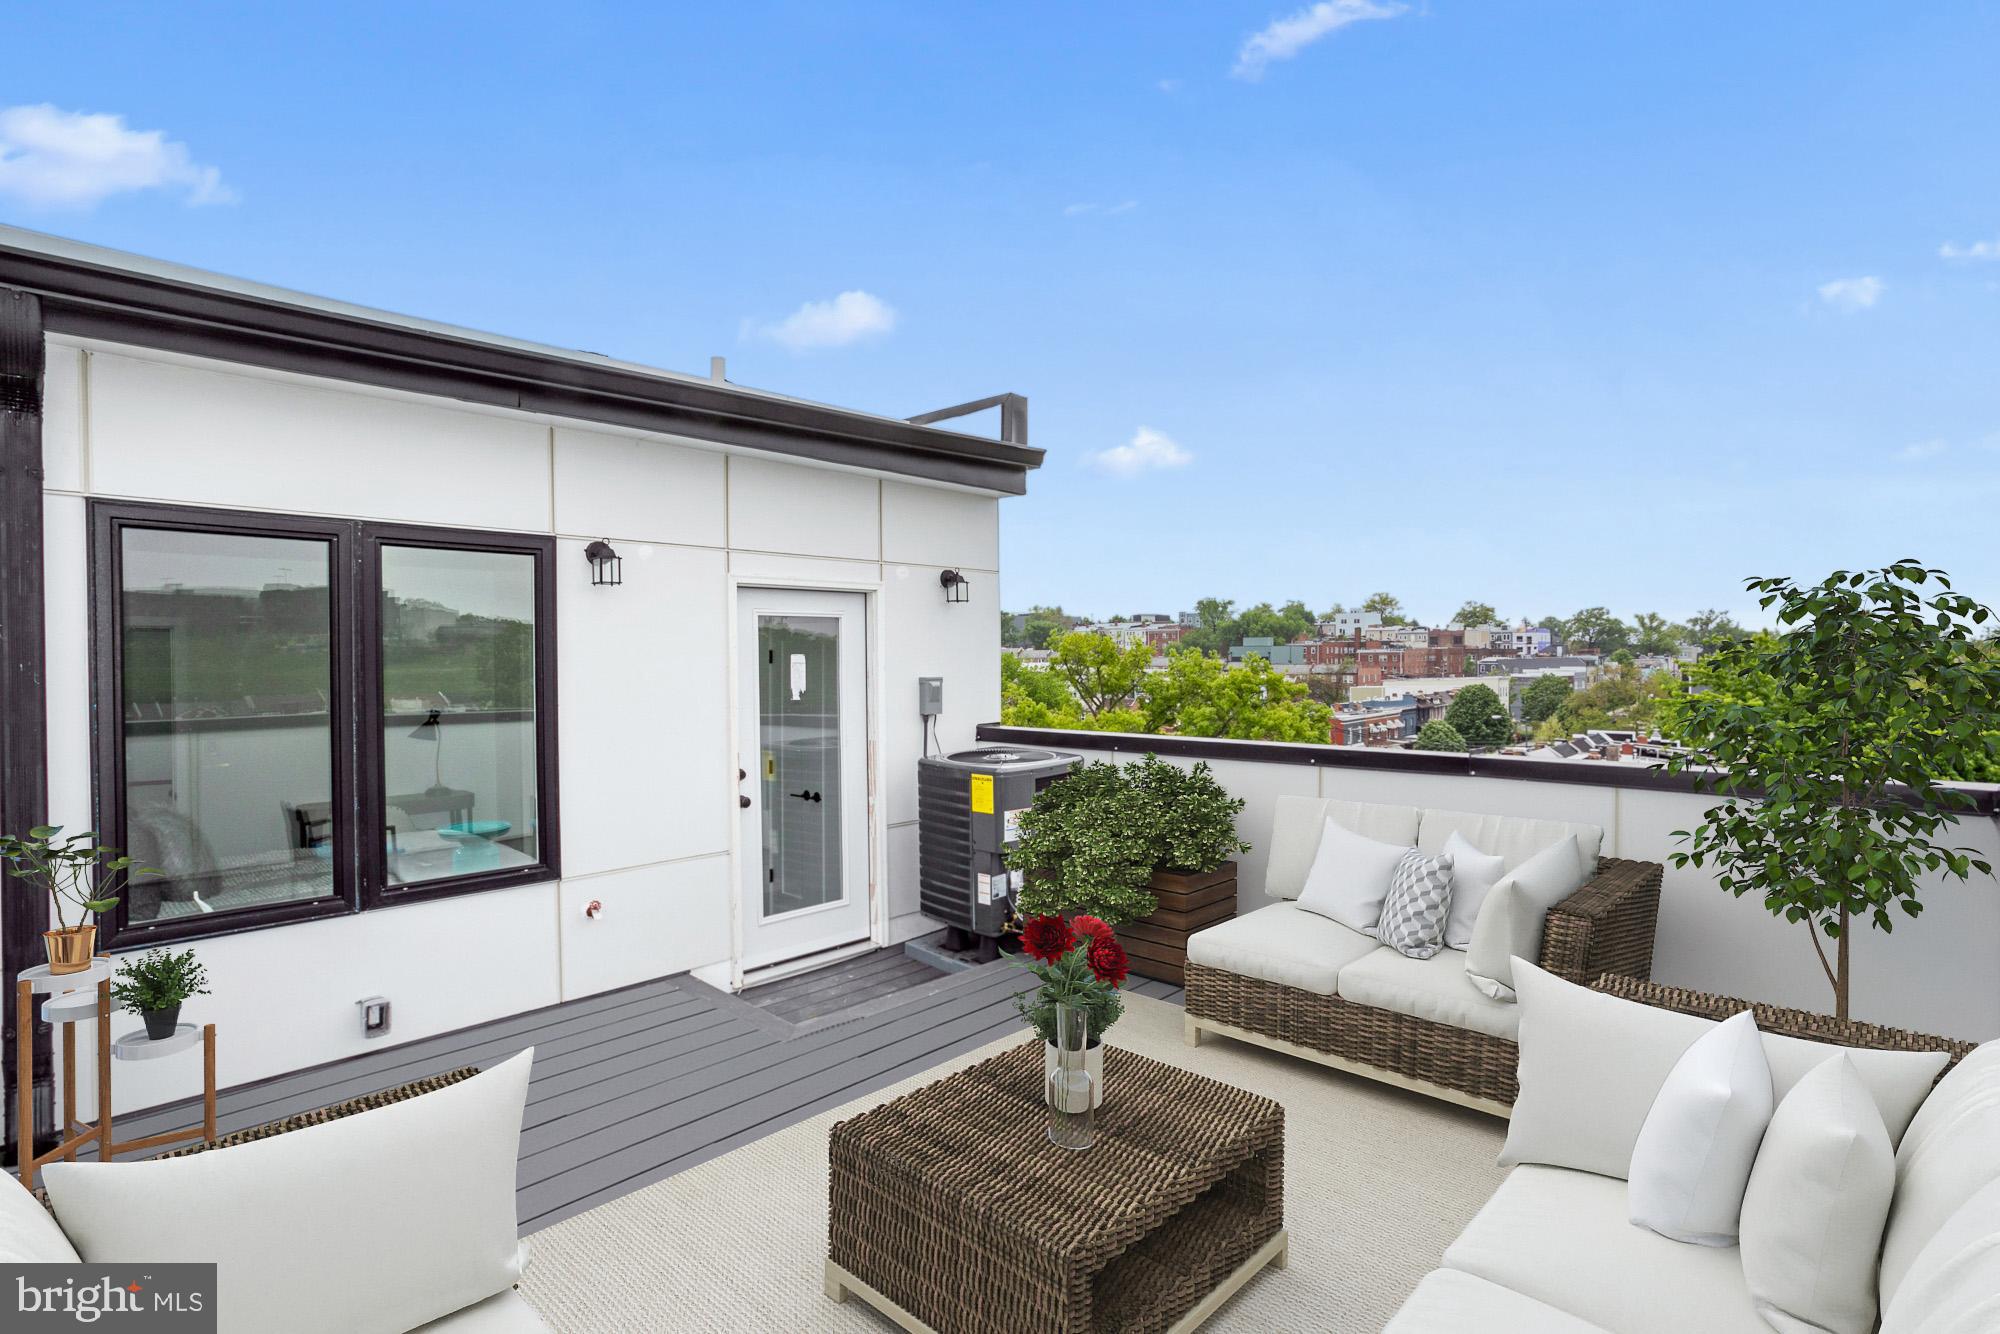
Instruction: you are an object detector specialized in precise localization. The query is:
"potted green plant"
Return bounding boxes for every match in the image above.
[1009,755,1248,983]
[1662,562,2000,1021]
[111,948,211,1040]
[0,826,154,974]
[1013,914,1128,1110]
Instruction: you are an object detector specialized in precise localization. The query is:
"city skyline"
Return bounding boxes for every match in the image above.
[4,5,1996,620]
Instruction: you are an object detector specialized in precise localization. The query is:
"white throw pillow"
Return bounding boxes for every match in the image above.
[46,1050,533,1334]
[1882,1175,2000,1334]
[1295,816,1414,933]
[1742,1055,1895,1334]
[1440,830,1505,951]
[1628,1011,1775,1246]
[1463,835,1588,1000]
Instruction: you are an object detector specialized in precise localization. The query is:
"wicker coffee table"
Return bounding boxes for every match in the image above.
[826,1042,1286,1334]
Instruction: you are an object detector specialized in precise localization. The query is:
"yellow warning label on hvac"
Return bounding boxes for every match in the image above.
[969,773,994,814]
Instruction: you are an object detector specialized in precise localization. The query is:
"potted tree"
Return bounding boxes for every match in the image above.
[111,948,211,1040]
[0,826,153,974]
[1663,562,2000,1021]
[1009,755,1248,983]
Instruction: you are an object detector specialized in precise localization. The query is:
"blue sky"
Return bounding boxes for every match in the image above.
[5,2,1998,626]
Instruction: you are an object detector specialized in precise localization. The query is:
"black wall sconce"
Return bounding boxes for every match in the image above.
[940,569,970,604]
[584,539,622,587]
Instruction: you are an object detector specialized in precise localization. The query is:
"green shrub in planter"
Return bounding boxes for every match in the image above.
[1009,755,1249,924]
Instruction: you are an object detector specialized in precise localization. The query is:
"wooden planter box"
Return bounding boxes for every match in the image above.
[1116,861,1238,987]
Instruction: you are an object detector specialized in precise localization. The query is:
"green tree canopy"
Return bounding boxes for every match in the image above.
[1142,649,1330,742]
[1563,607,1633,654]
[1049,630,1152,716]
[1452,600,1500,628]
[1520,673,1573,724]
[1362,591,1412,626]
[1444,683,1512,748]
[1235,600,1316,645]
[1413,719,1469,752]
[1178,597,1239,656]
[1661,562,2000,1019]
[1553,662,1673,732]
[1631,611,1687,656]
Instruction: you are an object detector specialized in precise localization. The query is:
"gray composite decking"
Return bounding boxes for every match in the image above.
[742,946,948,1028]
[104,958,1185,1234]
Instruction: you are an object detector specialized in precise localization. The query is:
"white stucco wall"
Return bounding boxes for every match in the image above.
[1006,734,2000,1044]
[34,336,1003,1113]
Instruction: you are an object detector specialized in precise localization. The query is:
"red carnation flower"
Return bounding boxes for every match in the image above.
[1070,914,1113,942]
[1086,932,1130,987]
[1019,914,1076,963]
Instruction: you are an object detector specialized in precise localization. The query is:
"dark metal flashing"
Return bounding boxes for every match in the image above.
[0,236,1042,495]
[974,724,2000,817]
[0,286,52,1164]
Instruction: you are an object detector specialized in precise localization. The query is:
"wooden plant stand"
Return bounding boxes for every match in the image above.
[1117,861,1238,986]
[13,958,216,1191]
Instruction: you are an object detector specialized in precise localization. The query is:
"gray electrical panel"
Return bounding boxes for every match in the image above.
[917,676,944,717]
[916,746,1076,948]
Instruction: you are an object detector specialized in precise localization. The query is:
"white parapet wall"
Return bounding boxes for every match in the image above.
[978,726,2000,1043]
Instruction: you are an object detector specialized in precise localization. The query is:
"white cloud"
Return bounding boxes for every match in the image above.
[1817,275,1883,311]
[1232,0,1408,81]
[1063,200,1138,217]
[1156,78,1182,94]
[0,104,235,209]
[1086,426,1193,478]
[1939,237,2000,261]
[1897,439,1948,462]
[747,291,896,351]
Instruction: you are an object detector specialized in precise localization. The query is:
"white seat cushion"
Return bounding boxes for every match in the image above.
[1263,796,1423,899]
[1186,901,1378,995]
[1384,1268,1611,1334]
[1336,946,1520,1040]
[1442,1165,1768,1334]
[1417,808,1605,874]
[417,1291,552,1332]
[46,1051,534,1334]
[0,1167,82,1262]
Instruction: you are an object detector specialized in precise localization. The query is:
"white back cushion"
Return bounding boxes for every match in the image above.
[1883,1175,2000,1334]
[1417,808,1605,874]
[1440,831,1506,952]
[1741,1054,1895,1334]
[1462,836,1588,1001]
[1504,964,1953,1183]
[0,1170,81,1262]
[1264,796,1422,899]
[1880,1042,2000,1309]
[46,1050,533,1334]
[1628,1011,1775,1247]
[1295,817,1414,933]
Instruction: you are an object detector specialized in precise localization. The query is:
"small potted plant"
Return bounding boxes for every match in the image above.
[0,825,154,974]
[111,948,210,1041]
[1013,914,1129,1110]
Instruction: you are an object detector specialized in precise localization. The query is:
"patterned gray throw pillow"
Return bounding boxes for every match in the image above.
[1374,848,1456,959]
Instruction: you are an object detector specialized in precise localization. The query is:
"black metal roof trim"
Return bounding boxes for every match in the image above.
[0,232,1043,495]
[974,724,2000,816]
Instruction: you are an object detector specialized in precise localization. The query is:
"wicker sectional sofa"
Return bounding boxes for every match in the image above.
[1183,795,1663,1113]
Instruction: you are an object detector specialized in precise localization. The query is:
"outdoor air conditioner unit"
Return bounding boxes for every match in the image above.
[917,746,1077,953]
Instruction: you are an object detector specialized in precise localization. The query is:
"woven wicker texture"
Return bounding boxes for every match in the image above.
[1185,856,1663,1107]
[154,1065,482,1159]
[828,1042,1284,1334]
[1590,976,1974,1071]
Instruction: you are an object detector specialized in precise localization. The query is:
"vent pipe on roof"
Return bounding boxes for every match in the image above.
[710,356,727,383]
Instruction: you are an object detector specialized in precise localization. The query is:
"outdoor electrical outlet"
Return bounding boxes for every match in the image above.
[918,677,944,717]
[358,996,392,1039]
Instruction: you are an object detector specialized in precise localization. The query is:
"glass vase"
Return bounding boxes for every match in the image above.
[1046,1002,1095,1151]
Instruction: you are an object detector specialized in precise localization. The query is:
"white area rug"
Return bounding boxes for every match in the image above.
[519,994,1507,1332]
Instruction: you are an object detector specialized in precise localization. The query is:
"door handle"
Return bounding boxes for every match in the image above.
[790,789,822,804]
[739,795,752,808]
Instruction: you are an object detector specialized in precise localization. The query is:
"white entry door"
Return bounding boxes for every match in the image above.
[735,588,872,975]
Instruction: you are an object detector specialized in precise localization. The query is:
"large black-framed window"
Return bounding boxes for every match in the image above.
[91,502,560,947]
